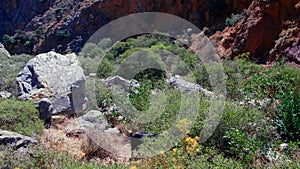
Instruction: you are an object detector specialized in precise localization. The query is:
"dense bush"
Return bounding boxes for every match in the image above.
[191,58,263,100]
[223,59,262,100]
[79,39,113,75]
[97,33,199,79]
[3,28,45,52]
[192,100,274,147]
[243,64,300,102]
[0,53,32,96]
[97,58,115,78]
[134,87,181,134]
[95,82,112,107]
[274,91,300,141]
[224,128,263,165]
[0,99,43,137]
[2,34,16,45]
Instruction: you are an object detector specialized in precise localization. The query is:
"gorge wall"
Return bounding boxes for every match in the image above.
[0,0,251,54]
[0,0,299,65]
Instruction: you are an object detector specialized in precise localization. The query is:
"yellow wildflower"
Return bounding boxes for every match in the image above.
[162,130,169,135]
[180,118,188,125]
[172,157,177,163]
[14,167,20,169]
[78,151,85,159]
[185,146,190,153]
[173,148,177,154]
[192,141,199,148]
[194,136,200,141]
[185,137,192,143]
[177,164,184,169]
[130,166,137,169]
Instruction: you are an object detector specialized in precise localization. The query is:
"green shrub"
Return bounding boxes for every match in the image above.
[133,68,167,89]
[129,83,151,111]
[15,29,27,42]
[103,33,198,69]
[150,42,176,51]
[97,58,115,78]
[193,64,211,90]
[95,82,112,107]
[201,101,274,150]
[112,86,181,135]
[191,58,263,100]
[173,61,190,76]
[96,33,201,87]
[2,34,15,45]
[24,37,35,49]
[56,30,70,39]
[3,29,45,52]
[55,7,65,18]
[79,42,109,75]
[79,57,100,75]
[224,128,263,165]
[225,13,243,26]
[243,64,300,102]
[34,26,44,36]
[0,53,32,96]
[108,41,130,58]
[121,47,148,58]
[223,59,262,100]
[97,38,113,51]
[233,59,262,79]
[0,99,43,137]
[81,43,103,59]
[274,91,300,141]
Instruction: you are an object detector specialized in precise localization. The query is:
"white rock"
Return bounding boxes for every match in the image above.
[17,51,88,115]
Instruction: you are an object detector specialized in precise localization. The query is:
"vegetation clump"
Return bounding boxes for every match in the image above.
[0,99,43,137]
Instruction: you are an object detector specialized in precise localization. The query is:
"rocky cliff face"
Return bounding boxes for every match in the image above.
[0,0,54,40]
[211,0,300,64]
[0,0,251,55]
[0,0,299,65]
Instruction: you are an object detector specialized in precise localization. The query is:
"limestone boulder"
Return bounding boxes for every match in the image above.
[17,51,88,115]
[76,110,109,131]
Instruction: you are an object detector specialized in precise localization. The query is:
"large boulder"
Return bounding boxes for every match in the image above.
[0,129,37,148]
[17,51,88,115]
[76,110,109,131]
